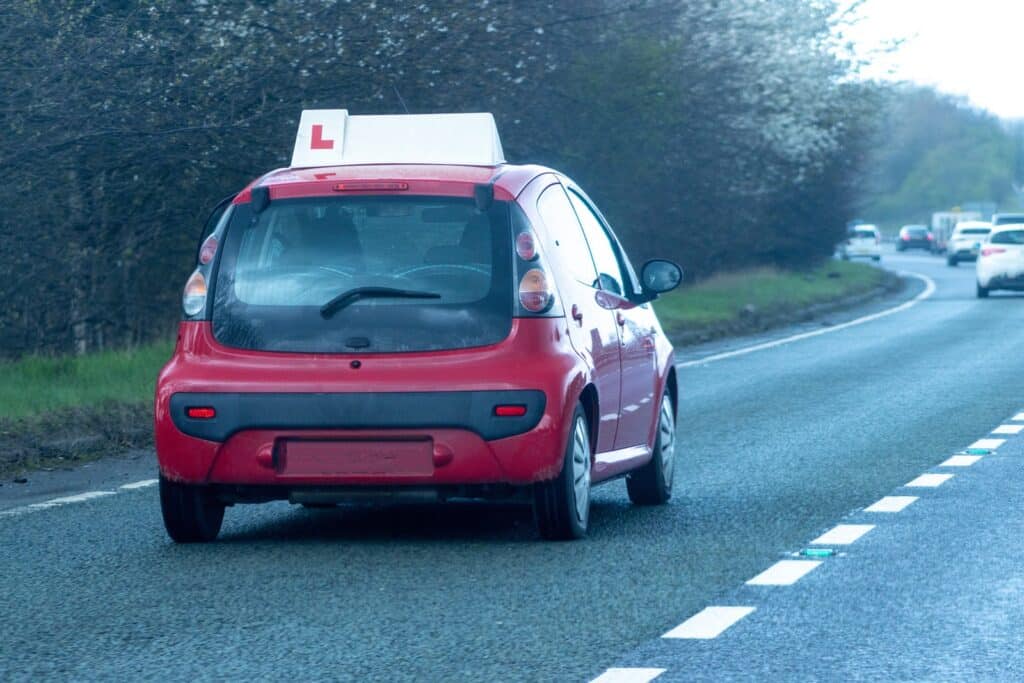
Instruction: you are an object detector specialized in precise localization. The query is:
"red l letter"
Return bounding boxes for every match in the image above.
[310,124,335,150]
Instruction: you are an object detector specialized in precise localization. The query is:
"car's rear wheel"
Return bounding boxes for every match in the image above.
[947,256,958,267]
[534,405,591,540]
[977,282,990,298]
[160,476,225,543]
[872,256,881,262]
[627,393,676,505]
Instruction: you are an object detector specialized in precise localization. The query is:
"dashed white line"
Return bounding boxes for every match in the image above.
[865,496,918,513]
[662,606,756,639]
[940,455,982,468]
[676,271,936,368]
[119,479,159,490]
[1012,413,1024,422]
[904,473,954,488]
[969,438,1005,450]
[992,424,1023,435]
[746,560,822,586]
[810,524,874,545]
[590,668,665,683]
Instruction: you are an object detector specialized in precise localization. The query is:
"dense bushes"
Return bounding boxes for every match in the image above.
[0,0,874,357]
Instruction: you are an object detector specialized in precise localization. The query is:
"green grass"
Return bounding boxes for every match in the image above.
[0,341,174,420]
[654,261,886,332]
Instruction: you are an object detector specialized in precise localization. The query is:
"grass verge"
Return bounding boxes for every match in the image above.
[654,260,890,340]
[0,341,173,476]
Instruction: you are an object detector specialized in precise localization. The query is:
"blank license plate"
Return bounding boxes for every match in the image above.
[280,440,433,477]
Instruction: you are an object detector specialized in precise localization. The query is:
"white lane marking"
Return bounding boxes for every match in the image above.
[1012,413,1024,421]
[746,560,822,586]
[865,496,918,513]
[676,271,936,369]
[969,438,1005,450]
[662,606,756,639]
[810,524,874,545]
[940,455,982,468]
[28,490,117,510]
[905,473,954,488]
[119,479,159,490]
[992,424,1023,435]
[590,668,665,683]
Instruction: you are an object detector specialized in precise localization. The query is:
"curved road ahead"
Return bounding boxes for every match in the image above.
[3,250,1023,681]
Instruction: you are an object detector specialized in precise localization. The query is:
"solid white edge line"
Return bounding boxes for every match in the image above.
[676,271,935,368]
[940,455,982,468]
[904,473,954,488]
[746,560,822,586]
[969,438,1005,450]
[119,479,159,490]
[992,424,1024,435]
[0,490,119,519]
[1011,413,1024,422]
[590,668,666,683]
[865,496,918,513]
[810,524,875,546]
[662,606,756,639]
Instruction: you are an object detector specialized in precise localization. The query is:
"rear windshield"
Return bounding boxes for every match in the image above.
[211,196,513,353]
[990,230,1024,245]
[994,215,1024,225]
[904,227,927,236]
[851,229,876,238]
[958,228,990,236]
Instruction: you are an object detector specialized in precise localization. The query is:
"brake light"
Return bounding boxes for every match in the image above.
[982,247,1007,257]
[516,232,537,261]
[182,269,207,317]
[519,268,553,313]
[494,405,527,417]
[901,235,910,241]
[198,235,218,265]
[927,234,934,241]
[186,407,216,419]
[332,181,409,192]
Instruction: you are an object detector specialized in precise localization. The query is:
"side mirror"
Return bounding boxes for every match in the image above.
[638,259,683,302]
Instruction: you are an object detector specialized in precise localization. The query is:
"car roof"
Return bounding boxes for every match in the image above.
[991,222,1024,232]
[954,221,991,230]
[233,163,556,205]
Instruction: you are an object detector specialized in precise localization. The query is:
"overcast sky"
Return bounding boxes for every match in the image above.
[843,0,1024,119]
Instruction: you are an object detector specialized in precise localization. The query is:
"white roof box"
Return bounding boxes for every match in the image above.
[290,110,505,168]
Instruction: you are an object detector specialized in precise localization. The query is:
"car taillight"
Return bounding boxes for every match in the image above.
[494,405,528,417]
[182,269,207,317]
[982,247,1006,257]
[927,234,934,241]
[519,268,552,313]
[901,235,909,241]
[198,235,218,265]
[516,232,537,261]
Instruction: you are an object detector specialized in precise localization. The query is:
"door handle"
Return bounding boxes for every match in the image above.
[571,304,584,325]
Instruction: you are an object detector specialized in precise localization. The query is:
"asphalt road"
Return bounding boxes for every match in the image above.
[3,249,1023,681]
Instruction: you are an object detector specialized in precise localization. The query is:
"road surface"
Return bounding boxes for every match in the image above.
[3,250,1023,681]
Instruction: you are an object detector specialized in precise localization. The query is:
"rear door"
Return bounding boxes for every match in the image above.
[565,186,657,451]
[528,178,622,455]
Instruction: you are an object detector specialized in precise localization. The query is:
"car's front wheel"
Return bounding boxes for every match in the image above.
[534,405,591,540]
[627,393,676,505]
[160,476,225,543]
[947,256,958,267]
[977,282,990,298]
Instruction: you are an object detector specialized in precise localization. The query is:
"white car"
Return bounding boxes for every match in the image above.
[839,224,881,261]
[976,224,1024,298]
[947,221,991,266]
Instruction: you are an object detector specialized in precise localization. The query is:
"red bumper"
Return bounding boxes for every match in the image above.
[155,319,586,487]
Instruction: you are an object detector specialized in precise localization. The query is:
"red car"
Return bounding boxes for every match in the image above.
[156,112,682,542]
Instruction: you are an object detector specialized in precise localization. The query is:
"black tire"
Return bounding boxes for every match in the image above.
[627,393,676,505]
[977,282,990,299]
[160,476,225,543]
[872,256,881,262]
[533,405,591,540]
[947,256,958,267]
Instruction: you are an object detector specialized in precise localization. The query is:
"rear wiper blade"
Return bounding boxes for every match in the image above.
[320,286,441,319]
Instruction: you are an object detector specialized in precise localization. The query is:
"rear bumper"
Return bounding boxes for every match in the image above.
[982,274,1024,290]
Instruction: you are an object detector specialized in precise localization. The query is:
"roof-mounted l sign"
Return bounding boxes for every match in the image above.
[292,109,349,168]
[290,110,505,168]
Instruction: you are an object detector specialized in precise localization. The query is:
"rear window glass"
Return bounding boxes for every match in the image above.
[851,229,876,238]
[994,215,1024,225]
[904,227,927,236]
[990,230,1024,245]
[958,228,990,236]
[211,196,513,353]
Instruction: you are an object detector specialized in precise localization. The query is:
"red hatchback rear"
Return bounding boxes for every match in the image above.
[156,112,682,541]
